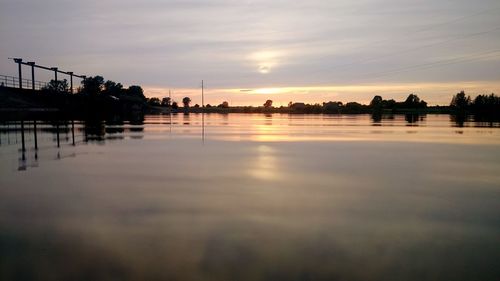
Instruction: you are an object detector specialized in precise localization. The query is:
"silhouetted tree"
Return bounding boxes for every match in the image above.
[263,100,273,108]
[382,99,396,109]
[370,95,383,108]
[125,85,146,101]
[182,97,191,108]
[42,79,69,94]
[344,102,365,113]
[161,97,171,107]
[218,101,229,108]
[470,93,500,114]
[102,80,123,97]
[450,91,471,110]
[172,101,179,109]
[81,76,104,96]
[403,94,427,108]
[323,101,342,113]
[290,102,306,113]
[147,97,161,106]
[194,104,200,108]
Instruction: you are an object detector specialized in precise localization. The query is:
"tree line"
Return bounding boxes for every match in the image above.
[40,76,147,114]
[40,79,498,115]
[450,91,500,114]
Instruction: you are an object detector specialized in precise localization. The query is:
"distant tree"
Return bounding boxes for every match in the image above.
[81,76,104,96]
[471,93,500,113]
[288,101,293,107]
[218,101,229,108]
[263,100,273,108]
[473,94,486,108]
[161,97,171,107]
[102,80,123,97]
[206,104,212,108]
[290,102,306,112]
[323,101,342,113]
[172,101,179,109]
[344,102,364,113]
[403,94,427,108]
[194,104,200,108]
[182,97,191,108]
[404,94,420,104]
[42,79,69,94]
[382,99,396,109]
[126,85,146,101]
[450,91,471,110]
[147,97,161,106]
[370,95,383,109]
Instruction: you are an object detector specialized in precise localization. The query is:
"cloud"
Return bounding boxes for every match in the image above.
[1,0,500,104]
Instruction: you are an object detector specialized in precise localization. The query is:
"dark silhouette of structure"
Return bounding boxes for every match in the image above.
[9,58,86,93]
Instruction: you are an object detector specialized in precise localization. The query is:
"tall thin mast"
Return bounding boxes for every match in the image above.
[202,80,204,108]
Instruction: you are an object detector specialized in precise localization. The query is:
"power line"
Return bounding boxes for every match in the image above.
[352,48,500,82]
[302,7,500,78]
[311,26,500,75]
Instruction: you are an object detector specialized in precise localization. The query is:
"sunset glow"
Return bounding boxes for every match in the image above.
[144,81,500,106]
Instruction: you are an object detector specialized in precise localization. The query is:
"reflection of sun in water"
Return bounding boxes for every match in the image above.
[248,145,279,180]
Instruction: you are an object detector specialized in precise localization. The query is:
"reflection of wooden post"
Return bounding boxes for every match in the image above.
[84,122,88,142]
[71,120,75,145]
[33,120,38,150]
[56,122,60,147]
[21,120,26,152]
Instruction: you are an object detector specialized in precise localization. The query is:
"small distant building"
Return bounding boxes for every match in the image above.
[290,102,306,111]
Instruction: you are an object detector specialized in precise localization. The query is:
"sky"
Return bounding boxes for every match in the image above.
[1,0,500,106]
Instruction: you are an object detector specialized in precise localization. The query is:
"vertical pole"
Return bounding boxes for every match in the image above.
[18,62,22,89]
[13,58,23,89]
[202,80,204,108]
[70,73,74,94]
[33,120,38,150]
[52,67,58,83]
[31,64,35,90]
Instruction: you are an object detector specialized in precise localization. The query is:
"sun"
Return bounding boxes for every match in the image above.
[250,50,282,74]
[259,65,271,74]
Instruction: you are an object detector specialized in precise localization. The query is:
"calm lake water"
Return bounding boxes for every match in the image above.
[1,114,500,281]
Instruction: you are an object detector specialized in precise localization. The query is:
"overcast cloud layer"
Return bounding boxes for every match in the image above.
[1,0,500,105]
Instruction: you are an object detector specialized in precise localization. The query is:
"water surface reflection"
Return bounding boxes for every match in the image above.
[1,114,499,281]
